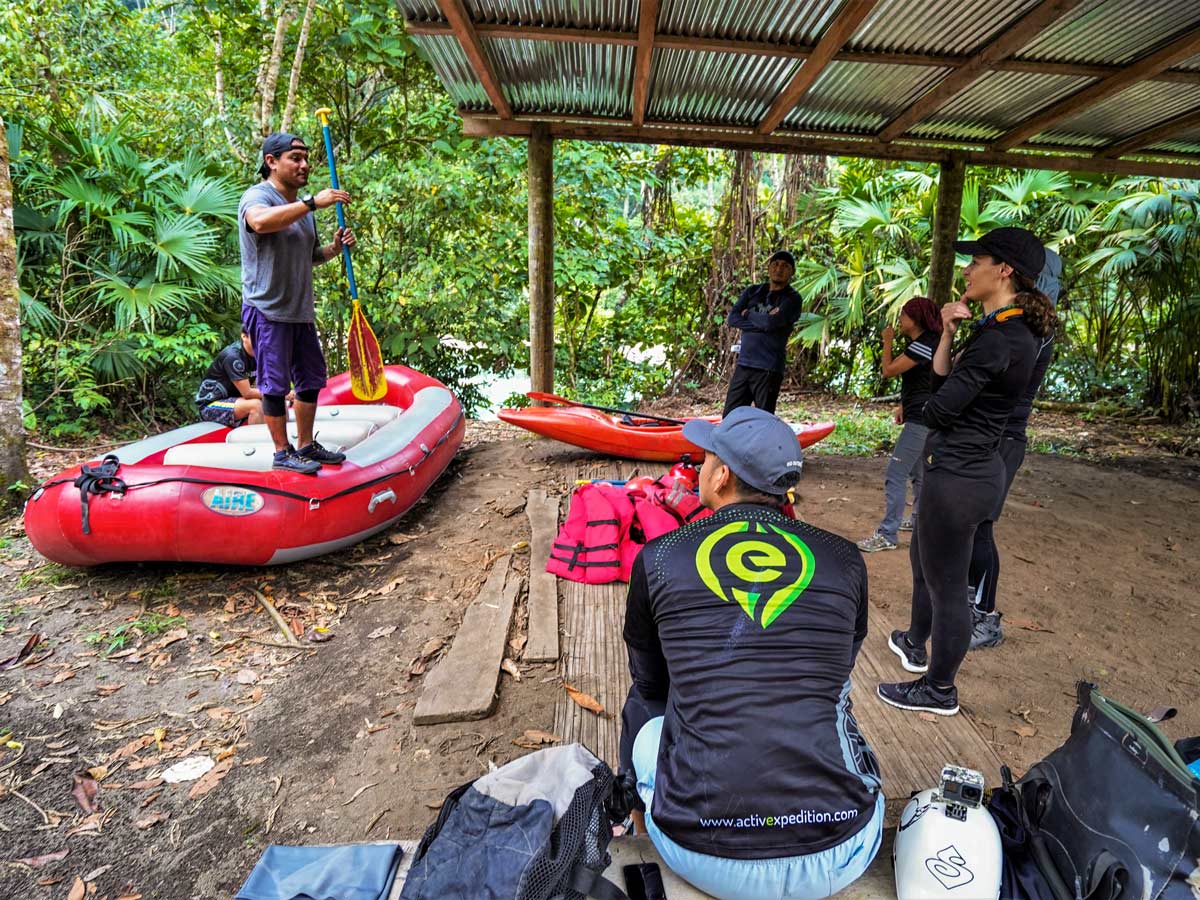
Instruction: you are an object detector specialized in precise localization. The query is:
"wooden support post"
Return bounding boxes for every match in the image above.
[528,124,554,397]
[928,157,966,305]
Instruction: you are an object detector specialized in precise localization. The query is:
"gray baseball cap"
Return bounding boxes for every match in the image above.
[683,407,803,496]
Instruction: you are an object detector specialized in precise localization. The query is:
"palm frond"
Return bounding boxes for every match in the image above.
[162,175,241,221]
[94,272,196,330]
[151,214,220,277]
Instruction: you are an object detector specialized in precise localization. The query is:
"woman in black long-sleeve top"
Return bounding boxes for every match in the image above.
[877,227,1058,716]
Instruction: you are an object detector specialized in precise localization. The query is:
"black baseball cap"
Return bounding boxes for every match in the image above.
[769,249,796,267]
[682,407,803,496]
[258,132,310,177]
[953,227,1045,281]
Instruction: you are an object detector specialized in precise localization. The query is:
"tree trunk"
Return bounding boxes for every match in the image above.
[260,2,296,135]
[0,116,30,508]
[280,0,317,133]
[211,27,247,163]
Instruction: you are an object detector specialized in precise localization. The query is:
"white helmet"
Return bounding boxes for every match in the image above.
[893,780,1002,900]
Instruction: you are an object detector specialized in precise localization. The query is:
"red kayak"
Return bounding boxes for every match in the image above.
[497,405,836,462]
[24,366,464,566]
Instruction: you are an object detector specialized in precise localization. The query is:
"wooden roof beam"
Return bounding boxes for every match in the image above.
[434,0,512,119]
[1098,106,1200,158]
[756,0,881,135]
[460,114,1200,179]
[632,0,660,127]
[877,0,1087,143]
[993,26,1200,151]
[404,19,1200,85]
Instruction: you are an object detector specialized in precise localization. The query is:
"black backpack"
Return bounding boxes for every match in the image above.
[400,743,637,900]
[998,682,1200,900]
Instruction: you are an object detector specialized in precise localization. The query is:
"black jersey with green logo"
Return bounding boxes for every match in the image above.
[623,503,880,859]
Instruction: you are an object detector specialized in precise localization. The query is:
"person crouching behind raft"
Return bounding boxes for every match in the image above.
[879,227,1057,717]
[196,330,266,428]
[620,406,884,900]
[857,297,943,553]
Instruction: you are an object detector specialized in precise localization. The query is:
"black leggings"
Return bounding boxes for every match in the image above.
[907,461,1005,686]
[968,438,1027,613]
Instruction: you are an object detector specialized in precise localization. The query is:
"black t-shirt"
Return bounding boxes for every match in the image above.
[195,342,255,409]
[727,283,805,373]
[899,329,939,425]
[923,310,1038,477]
[1004,334,1054,441]
[623,503,881,860]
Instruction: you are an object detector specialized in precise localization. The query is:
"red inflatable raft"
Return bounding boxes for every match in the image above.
[24,365,464,567]
[497,405,836,462]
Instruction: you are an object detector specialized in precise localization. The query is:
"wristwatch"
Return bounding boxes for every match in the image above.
[301,194,317,211]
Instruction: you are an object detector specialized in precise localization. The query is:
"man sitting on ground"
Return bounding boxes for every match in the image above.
[619,406,884,900]
[196,330,266,428]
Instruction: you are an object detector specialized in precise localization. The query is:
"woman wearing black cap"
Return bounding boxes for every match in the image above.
[877,227,1058,716]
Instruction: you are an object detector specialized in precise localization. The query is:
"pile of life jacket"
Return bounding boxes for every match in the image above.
[546,470,711,584]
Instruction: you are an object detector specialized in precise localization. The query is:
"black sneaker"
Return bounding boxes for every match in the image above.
[297,440,346,465]
[877,676,960,716]
[272,444,321,475]
[887,629,929,673]
[969,607,1004,649]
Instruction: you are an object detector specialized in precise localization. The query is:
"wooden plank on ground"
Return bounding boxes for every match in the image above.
[553,459,639,767]
[414,556,520,725]
[525,489,561,662]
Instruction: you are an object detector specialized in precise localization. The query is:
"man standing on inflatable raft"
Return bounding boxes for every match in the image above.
[239,131,358,476]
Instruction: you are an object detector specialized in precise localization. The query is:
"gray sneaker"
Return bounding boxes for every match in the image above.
[899,516,915,532]
[857,532,898,553]
[969,607,1004,649]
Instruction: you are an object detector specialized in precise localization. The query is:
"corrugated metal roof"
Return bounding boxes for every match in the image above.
[465,0,638,29]
[412,34,493,111]
[487,38,634,116]
[647,48,796,127]
[656,0,842,44]
[1016,0,1200,65]
[783,61,952,133]
[1150,126,1200,154]
[401,0,1200,173]
[848,0,1040,56]
[910,69,1096,141]
[1036,81,1200,146]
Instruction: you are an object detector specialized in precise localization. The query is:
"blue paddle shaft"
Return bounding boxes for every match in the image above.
[319,120,357,300]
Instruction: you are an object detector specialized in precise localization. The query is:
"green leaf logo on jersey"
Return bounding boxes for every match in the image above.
[695,521,815,628]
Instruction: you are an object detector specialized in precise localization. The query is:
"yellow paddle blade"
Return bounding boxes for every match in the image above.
[348,300,387,401]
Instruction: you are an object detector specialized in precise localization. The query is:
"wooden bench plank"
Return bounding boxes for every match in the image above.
[604,829,897,899]
[414,556,521,725]
[525,489,561,662]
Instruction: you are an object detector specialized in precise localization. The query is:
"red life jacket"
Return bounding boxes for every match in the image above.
[632,475,712,541]
[546,483,639,584]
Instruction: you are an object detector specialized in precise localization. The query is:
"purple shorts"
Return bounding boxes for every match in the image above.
[241,305,327,397]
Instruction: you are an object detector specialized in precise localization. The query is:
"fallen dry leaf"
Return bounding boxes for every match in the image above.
[68,875,86,900]
[367,625,398,640]
[917,712,939,723]
[508,634,527,655]
[1011,724,1038,738]
[96,684,125,697]
[408,658,426,678]
[235,669,259,685]
[51,669,76,685]
[563,683,609,718]
[134,811,169,830]
[205,707,234,721]
[86,765,109,781]
[37,877,64,887]
[419,637,444,660]
[425,799,444,810]
[15,847,69,868]
[387,532,416,545]
[70,772,101,813]
[0,633,44,669]
[242,756,268,766]
[500,658,522,681]
[513,729,561,749]
[187,757,234,800]
[116,894,143,900]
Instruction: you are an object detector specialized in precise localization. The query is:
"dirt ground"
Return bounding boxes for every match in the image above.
[1,401,1198,899]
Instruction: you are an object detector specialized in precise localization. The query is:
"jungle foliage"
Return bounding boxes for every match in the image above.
[3,0,1198,440]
